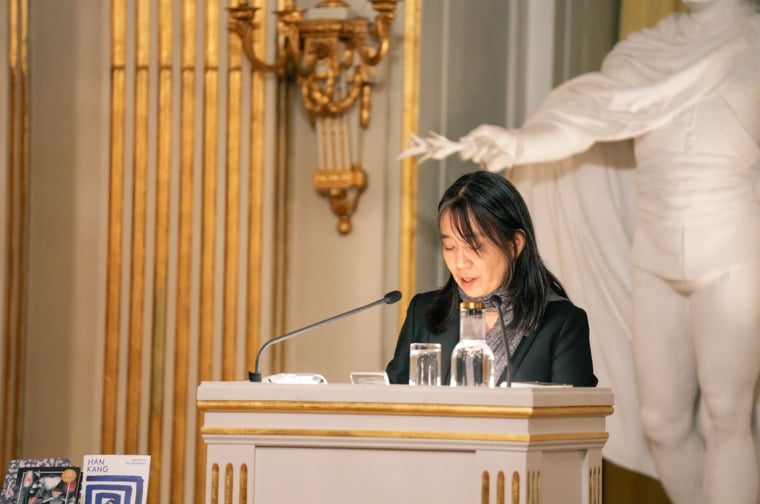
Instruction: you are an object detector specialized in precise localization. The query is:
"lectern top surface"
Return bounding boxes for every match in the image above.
[197,381,613,408]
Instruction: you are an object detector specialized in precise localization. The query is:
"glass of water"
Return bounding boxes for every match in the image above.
[409,342,441,386]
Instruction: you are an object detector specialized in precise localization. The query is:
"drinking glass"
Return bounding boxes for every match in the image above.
[409,342,441,386]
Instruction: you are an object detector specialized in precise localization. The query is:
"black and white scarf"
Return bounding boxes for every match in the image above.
[458,286,565,381]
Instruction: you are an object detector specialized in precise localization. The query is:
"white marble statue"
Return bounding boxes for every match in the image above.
[404,0,760,502]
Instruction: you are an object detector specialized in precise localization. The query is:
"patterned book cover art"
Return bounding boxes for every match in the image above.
[12,466,81,504]
[0,459,71,504]
[80,455,150,504]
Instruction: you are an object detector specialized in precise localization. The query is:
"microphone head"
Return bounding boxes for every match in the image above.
[489,294,502,308]
[383,290,402,304]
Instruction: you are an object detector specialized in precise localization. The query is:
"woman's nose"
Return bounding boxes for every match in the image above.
[455,248,471,267]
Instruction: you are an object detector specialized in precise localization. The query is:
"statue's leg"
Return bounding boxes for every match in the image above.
[631,267,704,504]
[692,260,760,504]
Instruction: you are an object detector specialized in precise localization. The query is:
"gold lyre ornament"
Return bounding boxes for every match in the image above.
[229,0,399,234]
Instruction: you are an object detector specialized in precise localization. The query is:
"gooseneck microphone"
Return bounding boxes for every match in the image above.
[248,290,403,382]
[490,295,513,388]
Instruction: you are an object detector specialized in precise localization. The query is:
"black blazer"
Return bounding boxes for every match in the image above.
[386,290,598,387]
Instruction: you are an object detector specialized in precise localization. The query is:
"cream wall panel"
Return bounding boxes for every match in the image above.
[24,0,110,459]
[281,0,404,383]
[413,0,519,299]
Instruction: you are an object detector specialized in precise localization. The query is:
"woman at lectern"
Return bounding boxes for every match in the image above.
[385,171,597,387]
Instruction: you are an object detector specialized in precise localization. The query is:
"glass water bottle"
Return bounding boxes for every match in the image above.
[450,301,495,387]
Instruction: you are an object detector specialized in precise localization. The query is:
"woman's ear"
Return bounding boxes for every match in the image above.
[513,230,526,258]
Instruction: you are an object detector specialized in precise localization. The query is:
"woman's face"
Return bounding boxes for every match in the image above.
[439,210,509,298]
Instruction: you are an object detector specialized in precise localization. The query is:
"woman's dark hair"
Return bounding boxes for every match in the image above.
[427,170,567,334]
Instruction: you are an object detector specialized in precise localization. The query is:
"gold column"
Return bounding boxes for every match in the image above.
[152,0,173,501]
[199,1,219,384]
[102,0,127,455]
[185,0,203,499]
[245,0,268,378]
[1,0,28,464]
[267,0,292,377]
[223,21,243,382]
[101,0,271,501]
[126,0,150,455]
[399,0,421,319]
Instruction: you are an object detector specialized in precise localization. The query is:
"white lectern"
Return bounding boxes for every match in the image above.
[197,382,613,504]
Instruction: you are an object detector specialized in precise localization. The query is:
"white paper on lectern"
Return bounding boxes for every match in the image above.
[502,381,572,388]
[262,373,328,384]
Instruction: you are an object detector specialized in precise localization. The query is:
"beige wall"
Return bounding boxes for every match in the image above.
[24,0,110,459]
[279,0,404,383]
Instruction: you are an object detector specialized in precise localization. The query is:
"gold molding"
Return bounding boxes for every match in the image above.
[527,470,540,504]
[197,400,613,418]
[482,470,489,504]
[497,470,505,504]
[223,30,243,381]
[224,463,233,503]
[179,0,202,502]
[211,463,219,504]
[199,0,219,400]
[152,0,173,501]
[126,0,151,454]
[245,0,268,384]
[239,464,248,503]
[200,426,608,443]
[102,0,127,455]
[511,471,519,504]
[399,0,421,319]
[2,0,28,463]
[589,465,602,504]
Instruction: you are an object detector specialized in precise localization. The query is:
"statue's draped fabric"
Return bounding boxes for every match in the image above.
[510,1,760,477]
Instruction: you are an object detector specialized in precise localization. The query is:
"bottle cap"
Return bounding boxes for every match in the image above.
[460,301,485,310]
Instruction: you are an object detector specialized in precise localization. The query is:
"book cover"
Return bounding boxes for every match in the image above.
[80,455,150,504]
[0,459,71,504]
[12,465,81,504]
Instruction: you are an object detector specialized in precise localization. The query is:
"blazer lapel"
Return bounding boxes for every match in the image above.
[496,333,536,384]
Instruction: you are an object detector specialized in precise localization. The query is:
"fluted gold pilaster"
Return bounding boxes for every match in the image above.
[223,28,243,382]
[239,464,248,503]
[482,470,490,504]
[103,0,127,457]
[246,0,268,377]
[512,471,520,504]
[589,466,602,504]
[199,0,219,384]
[497,470,505,504]
[211,463,219,504]
[101,0,273,501]
[151,0,173,502]
[399,0,421,320]
[224,463,233,504]
[265,0,291,375]
[126,0,150,455]
[1,0,28,464]
[527,470,540,504]
[179,1,204,503]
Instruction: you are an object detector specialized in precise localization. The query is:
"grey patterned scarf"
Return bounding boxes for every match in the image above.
[458,286,565,382]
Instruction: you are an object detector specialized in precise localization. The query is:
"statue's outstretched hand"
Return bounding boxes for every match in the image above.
[399,132,464,162]
[458,124,518,172]
[399,125,518,172]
